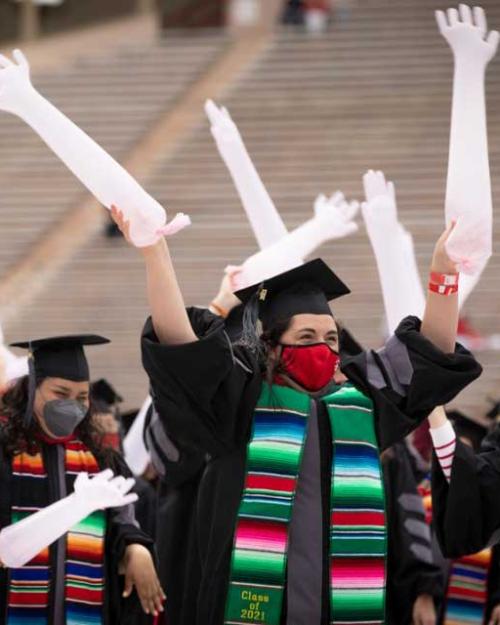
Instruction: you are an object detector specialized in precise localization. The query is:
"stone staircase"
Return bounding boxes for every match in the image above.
[3,0,500,416]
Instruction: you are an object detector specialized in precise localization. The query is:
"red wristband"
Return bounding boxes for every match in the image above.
[428,282,458,296]
[429,271,459,287]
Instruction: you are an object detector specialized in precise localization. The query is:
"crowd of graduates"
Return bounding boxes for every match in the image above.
[0,2,499,625]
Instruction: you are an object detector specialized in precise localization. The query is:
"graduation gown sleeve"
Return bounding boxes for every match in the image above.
[340,316,482,451]
[384,443,445,625]
[141,307,262,460]
[100,452,156,625]
[432,430,500,558]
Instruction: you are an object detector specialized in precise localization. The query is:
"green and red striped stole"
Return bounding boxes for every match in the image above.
[6,440,106,625]
[224,383,386,625]
[443,549,492,625]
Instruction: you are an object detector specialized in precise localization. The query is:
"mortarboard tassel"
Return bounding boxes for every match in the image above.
[23,347,37,429]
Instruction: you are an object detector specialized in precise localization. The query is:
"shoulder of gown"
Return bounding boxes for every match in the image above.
[340,315,482,450]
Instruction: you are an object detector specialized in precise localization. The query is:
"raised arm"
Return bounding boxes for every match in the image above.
[234,191,358,289]
[0,50,188,247]
[205,99,288,249]
[437,5,498,273]
[362,170,425,334]
[112,208,197,345]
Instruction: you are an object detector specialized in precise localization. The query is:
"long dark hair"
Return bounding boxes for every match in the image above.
[0,376,114,466]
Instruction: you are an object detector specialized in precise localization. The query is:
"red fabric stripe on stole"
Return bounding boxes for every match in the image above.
[447,585,487,602]
[237,518,288,545]
[330,558,385,587]
[245,474,296,493]
[66,586,104,604]
[65,441,100,474]
[8,592,50,606]
[331,510,385,527]
[30,548,50,565]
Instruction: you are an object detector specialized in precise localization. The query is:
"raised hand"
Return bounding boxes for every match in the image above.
[437,5,496,274]
[73,470,138,510]
[205,99,245,158]
[0,49,188,247]
[313,191,359,238]
[361,169,426,332]
[205,99,288,249]
[362,170,398,228]
[436,5,499,65]
[0,49,35,115]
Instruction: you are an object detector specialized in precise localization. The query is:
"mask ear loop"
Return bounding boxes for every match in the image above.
[23,344,36,430]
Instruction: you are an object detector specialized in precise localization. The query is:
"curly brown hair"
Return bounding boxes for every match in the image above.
[0,376,117,468]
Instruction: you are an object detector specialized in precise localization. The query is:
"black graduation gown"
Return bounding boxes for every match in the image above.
[383,443,445,625]
[142,308,481,625]
[432,425,500,559]
[0,438,155,625]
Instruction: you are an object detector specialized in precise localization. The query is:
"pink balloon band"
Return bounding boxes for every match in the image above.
[156,213,191,237]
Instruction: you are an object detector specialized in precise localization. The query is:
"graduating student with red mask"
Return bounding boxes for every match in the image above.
[112,207,481,625]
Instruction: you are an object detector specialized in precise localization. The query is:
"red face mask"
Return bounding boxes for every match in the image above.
[280,343,340,392]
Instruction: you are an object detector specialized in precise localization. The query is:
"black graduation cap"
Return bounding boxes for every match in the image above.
[447,410,489,452]
[11,334,110,383]
[235,259,350,330]
[10,334,110,427]
[91,378,123,412]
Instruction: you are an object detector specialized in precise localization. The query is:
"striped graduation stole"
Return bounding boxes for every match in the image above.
[327,384,386,625]
[6,440,106,625]
[224,383,386,625]
[443,548,492,625]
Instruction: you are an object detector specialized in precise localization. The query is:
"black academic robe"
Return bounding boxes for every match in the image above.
[432,425,500,559]
[0,437,155,625]
[142,308,481,625]
[383,443,445,625]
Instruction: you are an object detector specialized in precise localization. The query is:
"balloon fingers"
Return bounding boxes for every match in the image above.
[487,30,500,52]
[93,469,114,483]
[473,6,487,35]
[458,4,473,25]
[0,54,13,69]
[121,493,139,506]
[435,10,449,33]
[12,49,28,68]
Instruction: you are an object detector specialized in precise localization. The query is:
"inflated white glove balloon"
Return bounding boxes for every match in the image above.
[205,99,288,249]
[0,469,137,568]
[233,191,359,289]
[0,325,28,382]
[436,5,498,273]
[123,395,152,476]
[0,50,189,247]
[362,170,425,334]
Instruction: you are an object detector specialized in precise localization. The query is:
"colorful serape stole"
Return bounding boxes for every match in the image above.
[224,384,310,625]
[6,440,106,625]
[224,383,387,625]
[327,384,387,625]
[443,549,492,625]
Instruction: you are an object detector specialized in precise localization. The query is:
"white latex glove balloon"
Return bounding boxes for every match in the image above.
[436,5,498,273]
[0,325,28,382]
[362,170,425,334]
[0,50,189,247]
[123,396,152,476]
[205,99,288,249]
[0,470,137,568]
[234,191,358,290]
